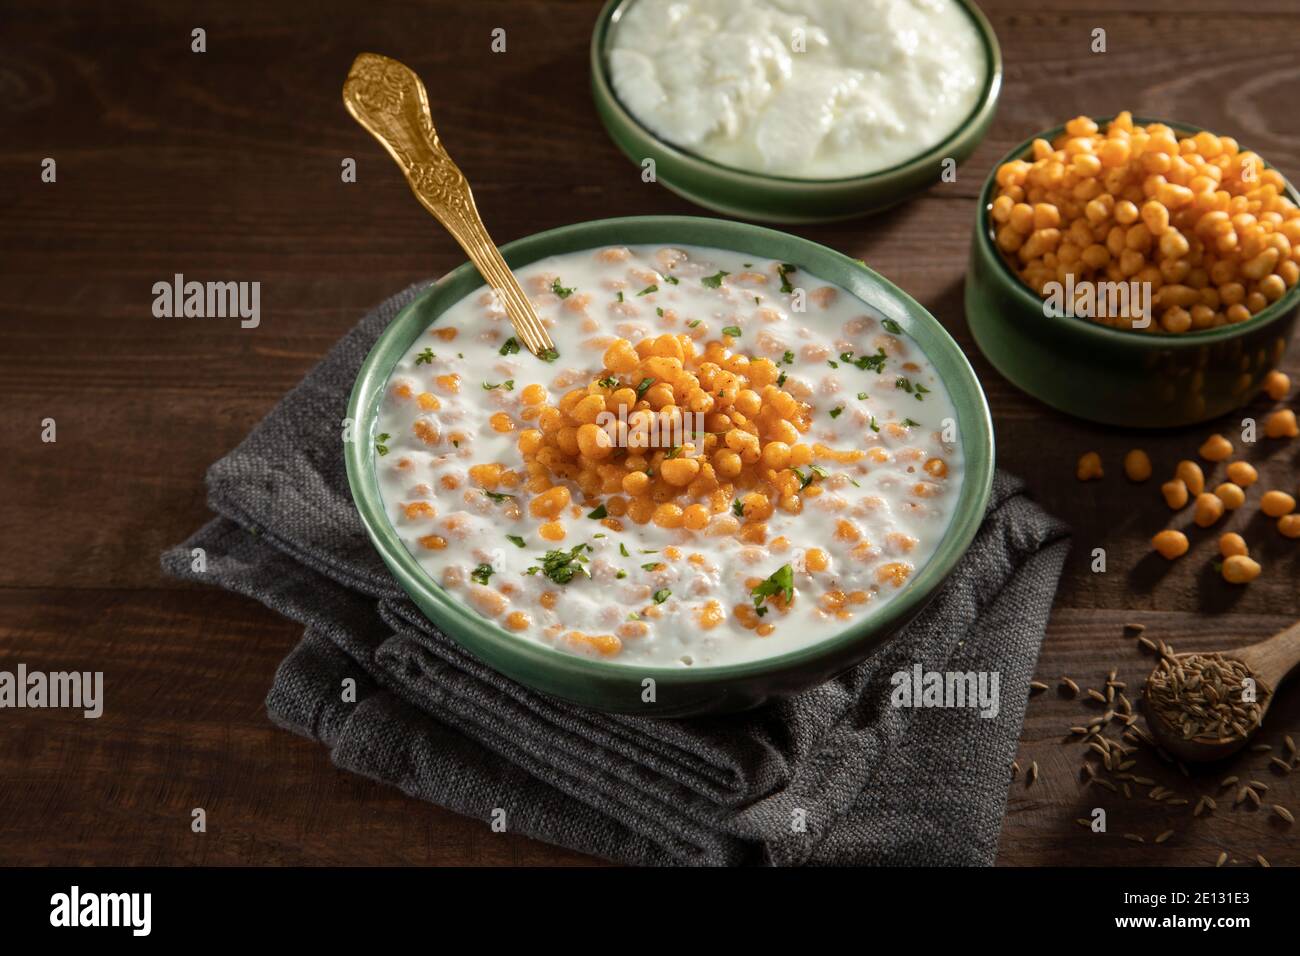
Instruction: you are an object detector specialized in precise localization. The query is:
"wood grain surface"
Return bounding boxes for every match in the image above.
[1,0,1298,866]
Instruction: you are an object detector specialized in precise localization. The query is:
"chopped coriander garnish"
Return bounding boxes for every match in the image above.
[592,533,605,538]
[901,417,920,427]
[776,370,787,387]
[780,350,796,365]
[687,319,701,328]
[652,588,671,605]
[913,383,930,401]
[751,563,794,610]
[470,563,495,586]
[731,498,745,518]
[506,535,526,548]
[526,543,592,585]
[777,263,796,294]
[637,284,658,297]
[537,347,560,363]
[616,291,624,303]
[754,296,761,305]
[551,278,574,299]
[828,360,839,369]
[896,376,914,394]
[881,318,903,335]
[638,548,659,555]
[792,464,830,490]
[869,416,880,432]
[596,375,619,389]
[414,348,436,365]
[841,348,888,373]
[664,445,682,460]
[829,405,844,419]
[587,504,608,520]
[701,270,729,289]
[635,377,655,399]
[619,542,630,557]
[642,562,662,571]
[743,262,753,268]
[721,325,742,338]
[483,490,515,502]
[615,570,628,579]
[499,338,520,356]
[375,432,391,456]
[857,392,868,400]
[663,274,679,285]
[482,379,514,391]
[627,611,641,621]
[657,307,665,317]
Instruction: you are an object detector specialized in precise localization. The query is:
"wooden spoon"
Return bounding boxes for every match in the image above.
[342,52,556,358]
[1143,620,1300,763]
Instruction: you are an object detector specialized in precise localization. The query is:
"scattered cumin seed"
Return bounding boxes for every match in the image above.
[1273,804,1295,824]
[1011,761,1020,779]
[1245,787,1262,807]
[1256,854,1270,867]
[1122,783,1132,799]
[1250,743,1273,753]
[1285,735,1296,759]
[1194,797,1208,817]
[1167,798,1190,807]
[1124,833,1144,843]
[1124,622,1146,634]
[1269,757,1292,774]
[1155,829,1174,844]
[1138,636,1158,653]
[1249,780,1269,791]
[1075,817,1092,828]
[1094,778,1118,792]
[1220,775,1239,789]
[1133,776,1156,786]
[1059,677,1079,697]
[1216,851,1228,867]
[1069,726,1088,735]
[1028,761,1039,786]
[1087,688,1107,703]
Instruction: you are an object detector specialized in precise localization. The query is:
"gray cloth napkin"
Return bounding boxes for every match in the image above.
[162,280,1071,866]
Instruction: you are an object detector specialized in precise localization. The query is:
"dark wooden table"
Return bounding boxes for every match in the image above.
[2,0,1297,866]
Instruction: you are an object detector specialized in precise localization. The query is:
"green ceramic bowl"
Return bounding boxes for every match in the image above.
[346,216,994,716]
[967,118,1300,428]
[589,0,1002,224]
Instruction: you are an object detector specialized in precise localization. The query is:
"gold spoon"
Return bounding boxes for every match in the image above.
[342,52,556,358]
[1143,620,1300,762]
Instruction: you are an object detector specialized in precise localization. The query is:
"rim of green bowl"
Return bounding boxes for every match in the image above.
[345,215,995,688]
[589,0,1003,187]
[976,116,1300,349]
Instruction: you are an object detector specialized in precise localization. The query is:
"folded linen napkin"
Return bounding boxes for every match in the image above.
[162,281,1070,866]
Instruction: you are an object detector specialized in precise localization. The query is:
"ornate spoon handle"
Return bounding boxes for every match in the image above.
[342,52,555,356]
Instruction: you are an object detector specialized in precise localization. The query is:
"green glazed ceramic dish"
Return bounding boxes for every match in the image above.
[588,0,1003,224]
[346,216,995,716]
[967,118,1300,428]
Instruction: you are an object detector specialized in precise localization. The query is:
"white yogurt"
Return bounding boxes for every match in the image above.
[608,0,986,179]
[375,244,963,667]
